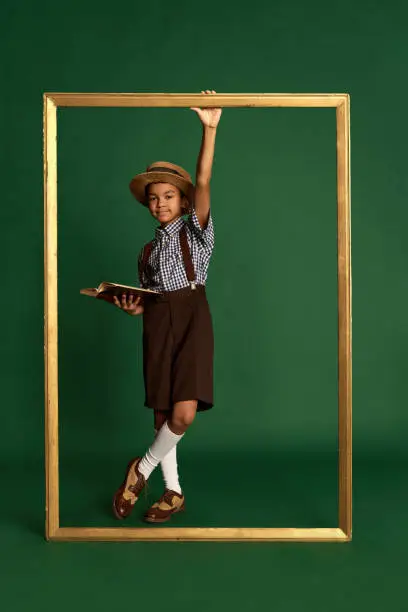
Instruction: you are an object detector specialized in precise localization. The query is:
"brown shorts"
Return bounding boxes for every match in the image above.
[143,285,214,414]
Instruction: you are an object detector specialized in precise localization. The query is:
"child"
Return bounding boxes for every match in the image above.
[112,90,222,523]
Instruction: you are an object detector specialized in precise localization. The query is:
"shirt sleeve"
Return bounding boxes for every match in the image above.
[187,207,215,252]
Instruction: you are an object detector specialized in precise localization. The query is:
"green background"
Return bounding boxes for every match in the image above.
[2,0,407,610]
[57,106,338,528]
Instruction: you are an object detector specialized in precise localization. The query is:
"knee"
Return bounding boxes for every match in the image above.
[170,409,196,432]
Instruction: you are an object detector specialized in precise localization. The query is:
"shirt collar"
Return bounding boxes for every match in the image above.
[155,216,185,240]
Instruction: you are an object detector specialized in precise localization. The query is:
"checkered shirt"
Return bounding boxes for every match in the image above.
[138,208,215,292]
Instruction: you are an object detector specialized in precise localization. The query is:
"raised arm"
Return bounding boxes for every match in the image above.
[191,90,222,229]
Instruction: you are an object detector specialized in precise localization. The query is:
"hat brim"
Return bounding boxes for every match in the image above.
[129,171,195,207]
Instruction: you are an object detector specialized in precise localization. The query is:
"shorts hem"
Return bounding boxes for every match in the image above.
[144,398,214,412]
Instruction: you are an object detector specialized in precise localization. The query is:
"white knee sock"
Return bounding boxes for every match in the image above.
[155,431,182,494]
[138,421,184,481]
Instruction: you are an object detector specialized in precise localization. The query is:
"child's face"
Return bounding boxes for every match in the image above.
[147,182,188,226]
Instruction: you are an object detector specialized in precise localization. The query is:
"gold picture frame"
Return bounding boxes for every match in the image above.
[43,93,352,542]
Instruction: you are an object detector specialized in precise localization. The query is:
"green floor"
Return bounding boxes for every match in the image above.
[59,449,338,528]
[2,451,407,611]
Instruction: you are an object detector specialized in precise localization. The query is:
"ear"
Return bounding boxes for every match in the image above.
[182,196,190,214]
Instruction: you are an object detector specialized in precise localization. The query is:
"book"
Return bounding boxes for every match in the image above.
[80,281,161,305]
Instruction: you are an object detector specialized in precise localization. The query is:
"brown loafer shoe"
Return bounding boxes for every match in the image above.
[144,489,185,523]
[112,457,146,519]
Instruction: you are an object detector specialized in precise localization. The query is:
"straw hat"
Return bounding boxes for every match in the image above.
[129,161,195,207]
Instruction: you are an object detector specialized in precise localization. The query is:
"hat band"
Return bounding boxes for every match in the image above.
[147,166,183,177]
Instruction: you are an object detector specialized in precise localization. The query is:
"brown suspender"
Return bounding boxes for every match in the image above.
[179,225,195,283]
[139,225,196,288]
[139,241,153,285]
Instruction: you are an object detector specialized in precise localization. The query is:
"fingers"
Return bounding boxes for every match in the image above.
[191,90,216,111]
[112,292,143,313]
[114,293,141,310]
[125,293,137,309]
[192,91,219,120]
[128,294,142,309]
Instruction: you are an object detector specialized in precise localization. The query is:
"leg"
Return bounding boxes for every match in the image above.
[138,400,197,481]
[154,409,168,432]
[154,410,182,495]
[113,402,197,520]
[143,401,197,524]
[169,400,198,435]
[152,401,197,494]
